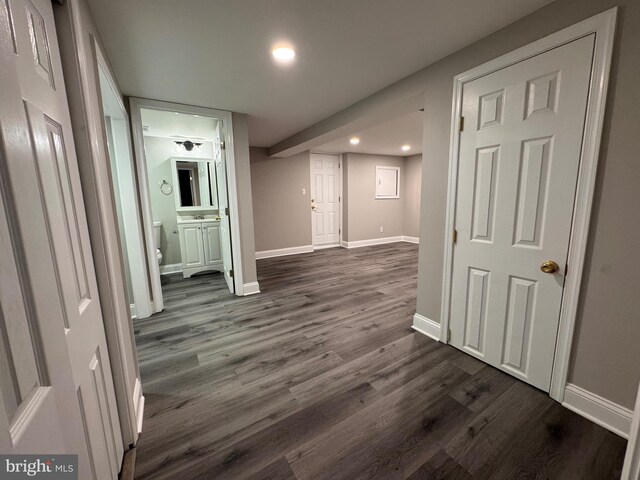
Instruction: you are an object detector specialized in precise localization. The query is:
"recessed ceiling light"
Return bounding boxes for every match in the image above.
[272,46,296,63]
[350,137,360,145]
[401,145,411,152]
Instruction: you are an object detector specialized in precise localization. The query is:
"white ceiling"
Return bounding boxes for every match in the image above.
[315,111,423,157]
[140,108,219,141]
[87,0,554,147]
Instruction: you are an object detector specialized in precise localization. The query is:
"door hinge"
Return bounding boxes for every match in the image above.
[225,207,229,216]
[446,329,451,342]
[459,116,465,132]
[338,196,341,202]
[220,141,226,150]
[565,263,569,277]
[229,269,234,278]
[339,228,341,234]
[452,229,458,244]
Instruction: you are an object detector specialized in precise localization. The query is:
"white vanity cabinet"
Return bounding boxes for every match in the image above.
[178,220,223,278]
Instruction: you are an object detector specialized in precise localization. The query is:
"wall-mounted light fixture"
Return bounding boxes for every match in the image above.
[174,140,203,152]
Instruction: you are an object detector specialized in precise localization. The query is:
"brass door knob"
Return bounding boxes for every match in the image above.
[540,260,560,274]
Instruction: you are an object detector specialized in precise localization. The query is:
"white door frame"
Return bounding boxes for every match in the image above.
[96,48,152,320]
[439,8,617,402]
[129,97,246,307]
[53,0,144,447]
[310,151,343,248]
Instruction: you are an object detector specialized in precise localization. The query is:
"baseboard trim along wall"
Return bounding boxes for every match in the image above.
[257,238,420,257]
[242,282,261,296]
[255,245,314,260]
[411,313,441,342]
[342,236,404,248]
[159,263,182,275]
[133,379,145,435]
[563,383,633,439]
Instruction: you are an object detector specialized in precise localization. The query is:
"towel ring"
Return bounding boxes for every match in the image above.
[160,180,173,195]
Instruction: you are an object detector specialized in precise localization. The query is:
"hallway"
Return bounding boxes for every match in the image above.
[132,243,626,479]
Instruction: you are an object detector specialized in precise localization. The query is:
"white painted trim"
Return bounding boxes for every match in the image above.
[563,384,632,439]
[622,381,640,479]
[131,378,144,441]
[57,18,142,448]
[96,52,152,321]
[411,313,441,341]
[135,395,144,436]
[439,9,617,404]
[340,240,349,248]
[242,282,261,296]
[255,245,314,260]
[342,236,404,249]
[313,243,340,251]
[159,263,183,275]
[402,236,419,244]
[129,98,245,299]
[129,304,136,319]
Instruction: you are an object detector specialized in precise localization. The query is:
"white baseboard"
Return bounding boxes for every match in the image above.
[563,383,633,439]
[411,313,441,341]
[313,243,340,250]
[255,245,314,260]
[341,236,419,248]
[258,238,420,257]
[132,378,145,439]
[242,282,261,296]
[342,236,404,248]
[159,263,182,275]
[402,236,419,244]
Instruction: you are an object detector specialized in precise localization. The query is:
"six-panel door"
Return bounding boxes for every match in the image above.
[0,0,122,477]
[449,35,595,391]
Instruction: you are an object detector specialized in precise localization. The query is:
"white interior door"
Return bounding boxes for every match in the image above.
[0,0,122,477]
[310,153,340,247]
[214,123,235,293]
[449,35,595,391]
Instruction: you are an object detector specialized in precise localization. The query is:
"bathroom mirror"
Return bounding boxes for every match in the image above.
[171,157,218,211]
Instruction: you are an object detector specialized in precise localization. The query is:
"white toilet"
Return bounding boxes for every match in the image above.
[153,221,163,265]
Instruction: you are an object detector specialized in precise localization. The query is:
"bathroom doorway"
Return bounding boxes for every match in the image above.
[129,99,241,315]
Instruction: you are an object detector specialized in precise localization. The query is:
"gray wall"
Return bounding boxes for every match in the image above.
[402,154,422,238]
[231,113,258,286]
[411,0,640,408]
[144,136,214,266]
[250,150,422,249]
[250,148,311,252]
[343,153,405,242]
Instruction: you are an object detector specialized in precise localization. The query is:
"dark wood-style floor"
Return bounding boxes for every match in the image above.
[132,243,626,480]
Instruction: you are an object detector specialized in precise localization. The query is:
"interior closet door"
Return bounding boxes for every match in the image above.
[0,0,122,477]
[449,35,594,391]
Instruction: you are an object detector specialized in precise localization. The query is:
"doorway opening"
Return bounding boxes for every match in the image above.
[130,105,238,316]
